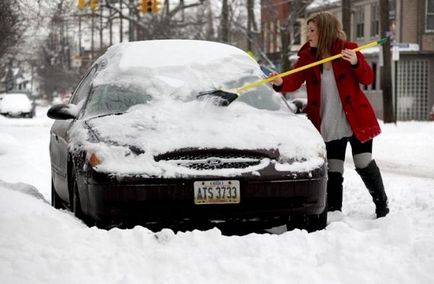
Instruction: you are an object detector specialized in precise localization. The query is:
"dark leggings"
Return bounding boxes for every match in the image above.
[326,136,373,173]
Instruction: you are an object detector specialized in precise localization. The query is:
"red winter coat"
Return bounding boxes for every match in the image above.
[276,39,381,143]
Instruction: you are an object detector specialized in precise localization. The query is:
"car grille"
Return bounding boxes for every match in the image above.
[155,151,269,170]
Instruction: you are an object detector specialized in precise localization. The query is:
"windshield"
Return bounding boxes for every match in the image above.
[84,84,152,117]
[84,74,284,118]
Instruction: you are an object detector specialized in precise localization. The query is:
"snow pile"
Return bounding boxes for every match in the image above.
[1,174,434,283]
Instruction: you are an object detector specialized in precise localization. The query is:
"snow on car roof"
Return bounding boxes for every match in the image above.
[93,40,263,99]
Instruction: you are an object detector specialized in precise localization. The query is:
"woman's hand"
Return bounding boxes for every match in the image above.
[268,71,283,86]
[342,49,358,65]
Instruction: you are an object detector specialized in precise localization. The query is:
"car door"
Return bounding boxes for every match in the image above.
[50,66,97,203]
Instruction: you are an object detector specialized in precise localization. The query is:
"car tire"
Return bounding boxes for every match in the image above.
[51,180,65,209]
[287,209,327,233]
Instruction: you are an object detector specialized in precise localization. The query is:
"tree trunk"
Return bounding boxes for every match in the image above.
[221,0,229,42]
[380,0,394,123]
[247,0,253,50]
[342,0,351,39]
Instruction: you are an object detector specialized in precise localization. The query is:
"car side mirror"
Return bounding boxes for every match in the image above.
[47,104,77,120]
[289,98,307,114]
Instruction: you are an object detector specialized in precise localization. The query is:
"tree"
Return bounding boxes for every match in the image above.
[281,0,312,72]
[0,0,26,91]
[380,0,393,122]
[37,1,80,101]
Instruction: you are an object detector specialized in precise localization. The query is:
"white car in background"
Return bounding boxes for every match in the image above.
[0,93,35,118]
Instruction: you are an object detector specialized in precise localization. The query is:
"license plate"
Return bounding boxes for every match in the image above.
[194,180,240,205]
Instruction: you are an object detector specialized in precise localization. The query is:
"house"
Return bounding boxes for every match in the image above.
[261,0,434,121]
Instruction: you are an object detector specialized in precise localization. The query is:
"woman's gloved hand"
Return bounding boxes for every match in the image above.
[268,71,283,86]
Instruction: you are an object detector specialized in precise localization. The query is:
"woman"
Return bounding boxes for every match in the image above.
[270,12,389,218]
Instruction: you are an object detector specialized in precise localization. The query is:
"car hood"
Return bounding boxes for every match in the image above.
[69,100,326,176]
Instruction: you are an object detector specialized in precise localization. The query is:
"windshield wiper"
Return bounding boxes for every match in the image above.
[87,112,125,121]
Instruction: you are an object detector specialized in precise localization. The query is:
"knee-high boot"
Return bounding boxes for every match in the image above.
[327,172,343,212]
[356,160,390,218]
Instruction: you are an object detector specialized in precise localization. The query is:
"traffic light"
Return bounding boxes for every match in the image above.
[152,0,161,13]
[140,0,153,13]
[89,0,98,10]
[78,0,86,10]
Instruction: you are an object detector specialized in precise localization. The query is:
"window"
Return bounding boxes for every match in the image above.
[427,0,434,31]
[371,3,380,37]
[71,67,97,106]
[355,6,365,39]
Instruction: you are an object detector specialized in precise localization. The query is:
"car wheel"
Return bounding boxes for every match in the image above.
[51,179,65,209]
[287,209,327,233]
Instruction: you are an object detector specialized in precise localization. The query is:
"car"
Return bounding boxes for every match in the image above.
[0,93,35,118]
[47,40,327,233]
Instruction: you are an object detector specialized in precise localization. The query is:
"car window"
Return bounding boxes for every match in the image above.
[84,84,152,117]
[70,67,97,105]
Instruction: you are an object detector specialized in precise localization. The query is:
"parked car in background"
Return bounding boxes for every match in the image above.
[47,40,327,233]
[0,93,35,118]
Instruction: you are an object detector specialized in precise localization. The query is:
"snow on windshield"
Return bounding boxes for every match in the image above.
[92,40,277,104]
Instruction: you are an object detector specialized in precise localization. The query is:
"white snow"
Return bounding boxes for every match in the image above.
[0,93,33,115]
[71,100,324,176]
[1,105,434,283]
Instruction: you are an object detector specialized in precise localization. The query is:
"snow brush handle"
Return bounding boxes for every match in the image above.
[235,38,388,93]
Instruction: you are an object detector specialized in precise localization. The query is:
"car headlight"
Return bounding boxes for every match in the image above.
[86,151,103,167]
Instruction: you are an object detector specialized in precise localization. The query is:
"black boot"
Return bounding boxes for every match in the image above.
[327,172,343,212]
[356,160,389,218]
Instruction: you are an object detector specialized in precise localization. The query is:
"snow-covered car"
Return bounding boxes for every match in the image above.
[47,40,327,232]
[0,93,35,118]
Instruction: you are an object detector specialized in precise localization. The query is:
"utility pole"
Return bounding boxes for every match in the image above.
[342,0,351,39]
[380,0,393,123]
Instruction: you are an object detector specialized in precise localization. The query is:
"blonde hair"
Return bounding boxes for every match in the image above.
[307,12,346,59]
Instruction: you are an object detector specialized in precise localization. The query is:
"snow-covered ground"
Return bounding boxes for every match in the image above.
[1,106,434,283]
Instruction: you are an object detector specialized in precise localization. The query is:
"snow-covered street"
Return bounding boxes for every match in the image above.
[1,106,434,283]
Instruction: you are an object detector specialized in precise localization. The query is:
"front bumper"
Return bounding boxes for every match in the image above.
[78,165,327,228]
